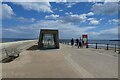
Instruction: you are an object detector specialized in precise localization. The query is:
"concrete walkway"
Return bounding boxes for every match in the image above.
[2,43,118,78]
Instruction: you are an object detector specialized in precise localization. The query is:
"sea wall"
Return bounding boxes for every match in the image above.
[0,40,37,61]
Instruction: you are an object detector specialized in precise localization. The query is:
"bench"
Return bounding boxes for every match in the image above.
[2,47,21,62]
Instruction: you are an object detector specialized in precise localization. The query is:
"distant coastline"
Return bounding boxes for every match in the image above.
[1,38,36,43]
[109,40,120,41]
[0,38,119,46]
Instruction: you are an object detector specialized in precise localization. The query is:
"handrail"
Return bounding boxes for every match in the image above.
[60,41,119,52]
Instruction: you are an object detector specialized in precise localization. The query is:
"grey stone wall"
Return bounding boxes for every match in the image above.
[0,40,37,61]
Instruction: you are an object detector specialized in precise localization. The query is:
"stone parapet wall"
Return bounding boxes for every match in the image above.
[0,40,37,61]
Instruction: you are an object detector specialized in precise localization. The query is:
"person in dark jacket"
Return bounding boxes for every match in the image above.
[71,38,74,47]
[78,37,82,48]
[76,39,79,46]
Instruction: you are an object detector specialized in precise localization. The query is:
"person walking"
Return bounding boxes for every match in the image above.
[76,39,79,46]
[71,38,74,47]
[78,37,82,48]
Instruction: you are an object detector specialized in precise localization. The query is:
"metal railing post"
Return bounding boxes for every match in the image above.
[107,44,109,50]
[86,43,88,48]
[96,43,97,49]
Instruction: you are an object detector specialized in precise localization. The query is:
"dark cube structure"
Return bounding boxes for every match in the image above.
[38,29,59,49]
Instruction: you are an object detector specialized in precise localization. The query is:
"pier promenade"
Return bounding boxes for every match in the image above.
[1,41,118,78]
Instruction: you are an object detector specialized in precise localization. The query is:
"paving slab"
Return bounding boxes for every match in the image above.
[1,43,118,78]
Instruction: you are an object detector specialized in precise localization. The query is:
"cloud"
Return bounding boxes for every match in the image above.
[61,12,94,24]
[71,0,120,2]
[2,3,37,22]
[59,9,63,12]
[108,19,118,24]
[3,19,118,39]
[88,0,104,2]
[1,3,37,23]
[86,12,94,16]
[3,0,67,2]
[91,2,118,15]
[99,27,118,34]
[64,2,77,8]
[3,0,120,2]
[65,12,73,15]
[31,18,36,22]
[0,4,2,20]
[16,17,36,23]
[88,18,100,25]
[70,12,94,17]
[45,14,59,19]
[88,0,119,2]
[2,20,96,39]
[89,20,99,25]
[66,14,87,23]
[88,27,118,39]
[2,4,15,19]
[14,2,53,13]
[3,28,24,33]
[104,0,120,2]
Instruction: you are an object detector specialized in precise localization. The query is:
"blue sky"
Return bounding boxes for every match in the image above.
[1,1,119,39]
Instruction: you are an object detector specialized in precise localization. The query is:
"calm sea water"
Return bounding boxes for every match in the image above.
[59,39,120,48]
[60,39,119,45]
[1,38,119,44]
[1,38,36,43]
[1,38,120,48]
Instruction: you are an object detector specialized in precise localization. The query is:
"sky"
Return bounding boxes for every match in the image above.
[1,1,120,40]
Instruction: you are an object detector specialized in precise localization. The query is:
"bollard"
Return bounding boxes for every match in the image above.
[86,43,88,48]
[118,51,120,54]
[95,43,97,49]
[107,44,109,50]
[115,44,116,52]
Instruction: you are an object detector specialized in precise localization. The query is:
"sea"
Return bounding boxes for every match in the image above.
[1,38,120,48]
[59,39,120,48]
[1,38,36,43]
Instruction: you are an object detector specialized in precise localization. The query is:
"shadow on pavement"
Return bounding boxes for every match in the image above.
[26,45,59,50]
[26,45,38,50]
[0,56,19,63]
